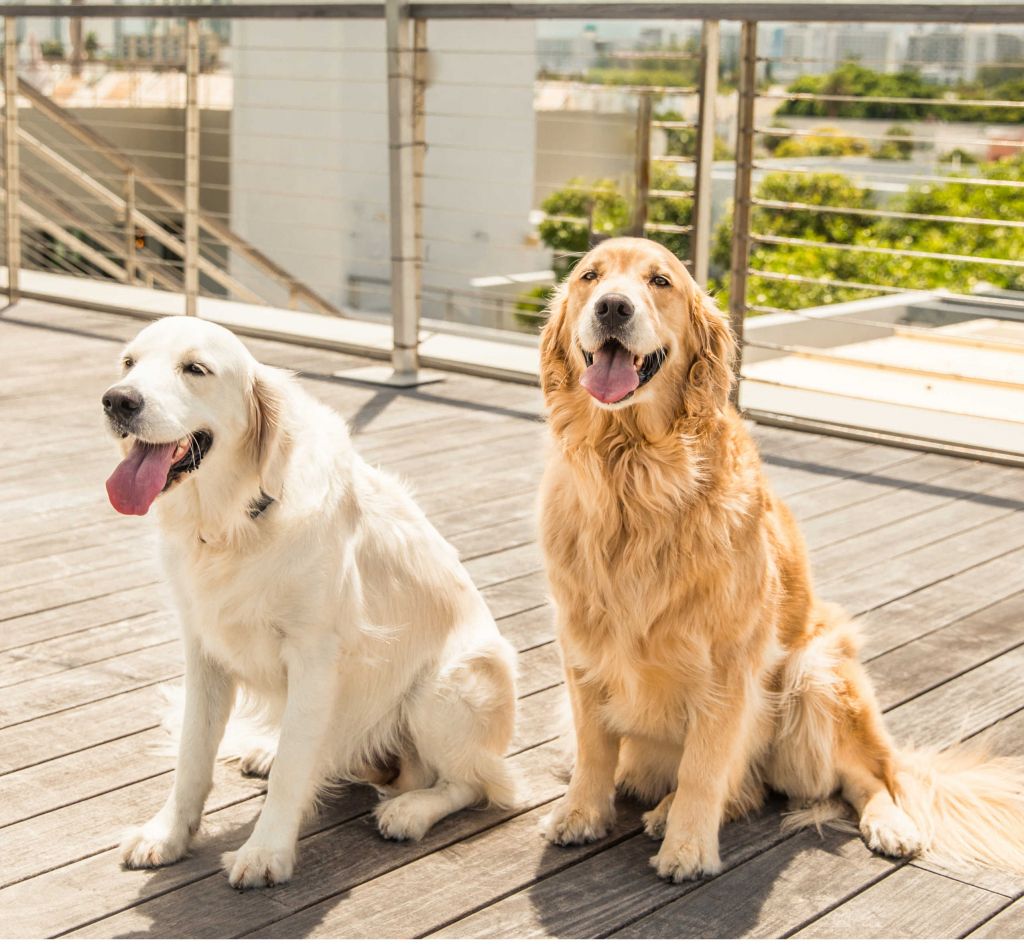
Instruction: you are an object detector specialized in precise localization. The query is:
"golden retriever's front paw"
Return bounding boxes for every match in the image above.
[222,843,295,889]
[120,821,190,869]
[642,793,675,840]
[540,799,614,846]
[650,834,722,882]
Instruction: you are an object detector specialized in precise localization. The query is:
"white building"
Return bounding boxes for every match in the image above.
[906,26,1024,82]
[229,18,548,329]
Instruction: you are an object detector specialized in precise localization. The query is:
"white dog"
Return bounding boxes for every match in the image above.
[103,316,518,889]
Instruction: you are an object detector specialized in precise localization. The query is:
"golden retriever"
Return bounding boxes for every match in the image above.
[537,236,1024,882]
[103,316,517,889]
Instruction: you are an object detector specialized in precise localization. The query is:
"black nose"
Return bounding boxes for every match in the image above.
[102,386,144,422]
[594,293,635,329]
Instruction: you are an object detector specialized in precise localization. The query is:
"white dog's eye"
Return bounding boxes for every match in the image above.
[122,356,134,370]
[581,270,598,282]
[651,275,671,288]
[184,362,209,377]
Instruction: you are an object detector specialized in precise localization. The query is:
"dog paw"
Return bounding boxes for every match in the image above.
[375,796,433,842]
[222,843,295,889]
[642,793,675,841]
[650,836,722,882]
[239,745,275,778]
[120,821,190,869]
[539,799,614,846]
[860,805,924,858]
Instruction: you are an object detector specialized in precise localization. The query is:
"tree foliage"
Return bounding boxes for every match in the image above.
[776,61,1024,123]
[712,155,1024,311]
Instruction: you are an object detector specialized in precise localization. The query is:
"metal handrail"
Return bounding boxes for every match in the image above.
[755,125,1024,152]
[8,3,1024,24]
[752,233,1024,269]
[750,199,1024,231]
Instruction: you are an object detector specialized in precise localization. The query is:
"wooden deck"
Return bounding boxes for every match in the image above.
[2,300,1024,939]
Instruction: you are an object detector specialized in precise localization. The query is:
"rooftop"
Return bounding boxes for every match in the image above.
[1,302,1023,939]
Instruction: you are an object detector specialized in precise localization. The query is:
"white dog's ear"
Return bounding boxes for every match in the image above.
[245,367,291,498]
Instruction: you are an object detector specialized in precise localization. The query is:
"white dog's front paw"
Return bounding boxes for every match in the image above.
[651,831,722,882]
[120,819,191,869]
[375,795,433,842]
[222,843,295,889]
[860,804,924,858]
[540,798,615,846]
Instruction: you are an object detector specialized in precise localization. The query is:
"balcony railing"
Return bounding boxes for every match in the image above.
[3,2,1024,463]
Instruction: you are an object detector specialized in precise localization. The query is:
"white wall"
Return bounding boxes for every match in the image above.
[230,17,547,329]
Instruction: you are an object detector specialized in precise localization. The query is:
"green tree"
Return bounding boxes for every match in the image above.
[84,32,100,60]
[871,125,913,160]
[771,126,870,158]
[536,177,630,277]
[655,110,734,160]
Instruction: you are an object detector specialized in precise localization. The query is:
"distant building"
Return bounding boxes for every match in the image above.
[117,26,221,69]
[767,23,900,81]
[905,26,1024,82]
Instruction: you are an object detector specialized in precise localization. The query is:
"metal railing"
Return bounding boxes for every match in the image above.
[2,3,1024,460]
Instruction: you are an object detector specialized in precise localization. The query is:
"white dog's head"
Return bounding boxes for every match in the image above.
[102,316,286,517]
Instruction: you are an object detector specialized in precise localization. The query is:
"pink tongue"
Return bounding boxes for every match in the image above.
[581,342,640,404]
[106,441,178,516]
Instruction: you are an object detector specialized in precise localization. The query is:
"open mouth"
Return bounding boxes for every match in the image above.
[580,340,667,405]
[105,430,213,516]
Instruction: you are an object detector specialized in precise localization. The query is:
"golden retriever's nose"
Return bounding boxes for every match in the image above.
[102,386,144,423]
[594,293,635,332]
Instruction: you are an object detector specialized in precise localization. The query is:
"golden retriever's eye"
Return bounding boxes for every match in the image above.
[581,270,598,282]
[184,362,209,377]
[651,275,671,288]
[122,356,134,370]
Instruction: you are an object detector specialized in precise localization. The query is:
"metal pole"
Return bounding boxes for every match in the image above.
[124,168,136,284]
[728,20,757,406]
[632,91,652,238]
[4,17,20,304]
[386,0,420,383]
[183,17,200,315]
[413,17,426,326]
[691,19,719,286]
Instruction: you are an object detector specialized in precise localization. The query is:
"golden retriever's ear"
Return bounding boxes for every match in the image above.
[539,281,571,397]
[686,287,736,417]
[246,367,291,497]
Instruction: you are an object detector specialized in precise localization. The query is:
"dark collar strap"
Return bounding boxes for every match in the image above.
[247,490,275,520]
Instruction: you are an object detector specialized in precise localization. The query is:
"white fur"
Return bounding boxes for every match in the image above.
[112,317,518,889]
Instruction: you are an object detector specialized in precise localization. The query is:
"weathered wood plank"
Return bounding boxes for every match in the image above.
[968,898,1024,938]
[793,865,1008,939]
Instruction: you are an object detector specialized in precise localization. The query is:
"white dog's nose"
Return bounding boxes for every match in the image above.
[102,386,144,423]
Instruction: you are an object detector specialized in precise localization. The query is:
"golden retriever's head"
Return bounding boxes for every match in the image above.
[102,316,287,516]
[540,237,734,424]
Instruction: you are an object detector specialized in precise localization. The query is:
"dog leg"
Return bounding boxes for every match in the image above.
[651,671,759,882]
[541,665,619,846]
[223,647,337,889]
[122,642,234,869]
[375,780,479,841]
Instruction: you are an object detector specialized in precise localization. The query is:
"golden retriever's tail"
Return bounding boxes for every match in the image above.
[892,740,1024,875]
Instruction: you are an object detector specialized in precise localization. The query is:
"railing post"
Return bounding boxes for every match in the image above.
[728,20,757,407]
[691,20,719,287]
[3,16,20,304]
[413,18,427,327]
[183,17,200,315]
[632,91,652,238]
[382,0,428,385]
[124,169,137,284]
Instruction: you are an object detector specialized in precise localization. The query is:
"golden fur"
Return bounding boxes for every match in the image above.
[537,236,1024,881]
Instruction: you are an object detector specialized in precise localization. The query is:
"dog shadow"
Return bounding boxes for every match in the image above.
[524,793,895,939]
